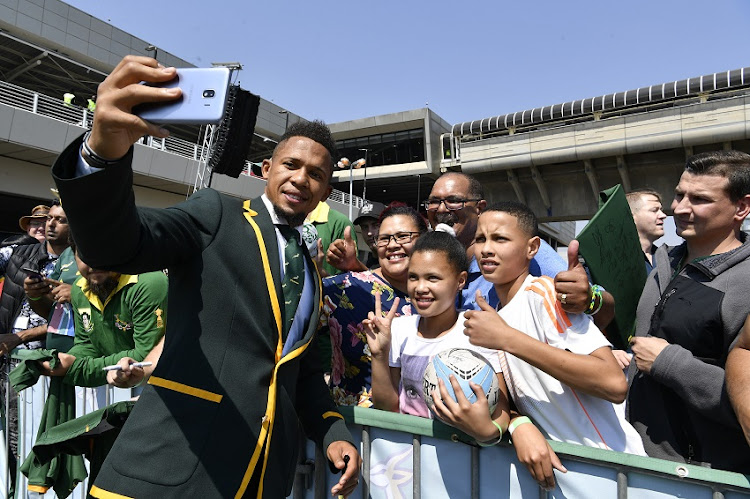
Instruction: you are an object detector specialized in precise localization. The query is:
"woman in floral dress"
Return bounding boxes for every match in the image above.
[321,204,428,407]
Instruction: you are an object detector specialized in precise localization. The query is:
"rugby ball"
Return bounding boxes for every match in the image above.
[422,348,499,415]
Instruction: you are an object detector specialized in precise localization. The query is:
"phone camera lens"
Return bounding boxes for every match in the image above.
[202,89,216,98]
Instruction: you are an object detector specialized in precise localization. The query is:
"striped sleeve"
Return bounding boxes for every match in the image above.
[525,277,610,354]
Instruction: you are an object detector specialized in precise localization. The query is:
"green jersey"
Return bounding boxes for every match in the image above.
[65,271,167,387]
[49,247,78,284]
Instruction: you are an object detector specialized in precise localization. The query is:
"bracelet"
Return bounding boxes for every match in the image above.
[27,295,43,301]
[585,284,605,315]
[477,420,505,447]
[591,285,605,315]
[80,131,124,168]
[508,416,533,436]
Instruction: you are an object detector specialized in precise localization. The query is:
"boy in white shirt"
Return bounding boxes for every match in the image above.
[463,201,645,456]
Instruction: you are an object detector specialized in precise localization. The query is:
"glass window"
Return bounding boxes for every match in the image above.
[383,146,397,164]
[333,129,425,167]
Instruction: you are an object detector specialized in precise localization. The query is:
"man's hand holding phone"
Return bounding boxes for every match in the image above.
[23,268,51,300]
[86,56,181,162]
[23,269,63,300]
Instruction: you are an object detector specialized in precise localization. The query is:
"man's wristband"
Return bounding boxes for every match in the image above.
[80,130,124,168]
[585,284,605,315]
[508,416,533,436]
[477,420,505,447]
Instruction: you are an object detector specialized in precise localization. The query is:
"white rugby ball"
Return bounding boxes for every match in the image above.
[422,348,499,415]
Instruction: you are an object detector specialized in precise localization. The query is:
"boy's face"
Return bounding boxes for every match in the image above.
[407,250,467,319]
[474,211,539,286]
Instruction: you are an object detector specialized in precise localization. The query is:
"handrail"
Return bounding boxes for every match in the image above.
[328,406,750,498]
[5,350,750,498]
[340,406,750,491]
[0,79,364,209]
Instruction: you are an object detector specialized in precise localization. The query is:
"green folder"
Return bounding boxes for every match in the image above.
[577,184,646,349]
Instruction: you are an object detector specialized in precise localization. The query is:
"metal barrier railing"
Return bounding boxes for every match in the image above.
[3,359,750,498]
[292,406,750,499]
[0,79,364,209]
[1,349,138,499]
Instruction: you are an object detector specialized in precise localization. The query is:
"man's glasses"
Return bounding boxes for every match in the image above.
[27,220,45,228]
[422,198,480,212]
[376,232,421,247]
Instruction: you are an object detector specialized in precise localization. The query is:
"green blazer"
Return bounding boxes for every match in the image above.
[52,136,352,498]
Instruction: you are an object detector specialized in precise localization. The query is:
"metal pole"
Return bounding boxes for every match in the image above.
[416,174,421,208]
[471,446,479,499]
[359,148,368,201]
[362,163,367,201]
[617,470,628,499]
[413,434,421,499]
[361,426,370,499]
[348,166,354,220]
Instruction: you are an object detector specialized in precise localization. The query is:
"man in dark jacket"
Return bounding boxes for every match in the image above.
[51,55,360,499]
[0,201,69,490]
[0,202,70,349]
[628,150,750,472]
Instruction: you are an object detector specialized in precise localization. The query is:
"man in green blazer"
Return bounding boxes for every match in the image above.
[51,56,360,498]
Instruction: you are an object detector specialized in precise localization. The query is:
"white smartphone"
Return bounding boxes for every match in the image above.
[133,68,231,125]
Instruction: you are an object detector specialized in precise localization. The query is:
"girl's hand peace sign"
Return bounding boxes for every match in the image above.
[363,292,400,359]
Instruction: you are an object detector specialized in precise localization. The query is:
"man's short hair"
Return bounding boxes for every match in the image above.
[275,120,338,169]
[626,188,662,211]
[413,231,468,273]
[441,172,484,200]
[685,151,750,202]
[484,201,539,238]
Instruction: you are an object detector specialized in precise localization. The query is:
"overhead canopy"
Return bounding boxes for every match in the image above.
[452,67,750,137]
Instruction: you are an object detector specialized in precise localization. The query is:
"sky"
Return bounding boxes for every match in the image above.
[63,0,747,247]
[64,0,750,126]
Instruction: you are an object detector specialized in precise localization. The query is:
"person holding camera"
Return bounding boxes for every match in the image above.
[51,56,360,499]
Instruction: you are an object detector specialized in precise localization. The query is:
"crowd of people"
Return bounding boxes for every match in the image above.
[2,55,750,497]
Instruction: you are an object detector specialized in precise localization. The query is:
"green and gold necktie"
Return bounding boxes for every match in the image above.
[278,225,305,335]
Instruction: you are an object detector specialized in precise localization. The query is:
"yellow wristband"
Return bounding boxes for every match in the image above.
[508,416,533,435]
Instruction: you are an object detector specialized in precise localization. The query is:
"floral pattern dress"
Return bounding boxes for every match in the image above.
[321,271,413,407]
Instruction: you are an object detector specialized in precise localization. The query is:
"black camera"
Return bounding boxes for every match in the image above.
[202,89,216,98]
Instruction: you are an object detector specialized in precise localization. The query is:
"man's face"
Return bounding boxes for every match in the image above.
[671,172,744,244]
[75,252,120,296]
[426,176,485,249]
[45,205,69,247]
[262,136,333,226]
[358,218,380,252]
[26,219,46,243]
[632,194,667,242]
